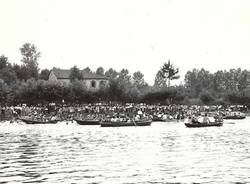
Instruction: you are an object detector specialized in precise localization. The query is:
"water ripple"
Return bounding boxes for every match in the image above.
[0,119,250,183]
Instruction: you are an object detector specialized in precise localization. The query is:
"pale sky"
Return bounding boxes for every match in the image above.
[0,0,250,85]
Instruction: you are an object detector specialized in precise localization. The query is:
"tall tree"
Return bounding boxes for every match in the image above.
[12,64,26,81]
[39,69,50,80]
[82,67,93,74]
[213,70,226,92]
[118,69,131,86]
[69,65,83,81]
[197,68,213,90]
[0,67,17,85]
[20,43,41,80]
[160,60,180,87]
[112,69,132,101]
[96,67,105,75]
[0,55,9,69]
[184,68,213,96]
[224,70,239,91]
[238,70,250,91]
[154,70,166,88]
[105,68,118,80]
[132,71,147,90]
[0,55,17,85]
[0,80,8,105]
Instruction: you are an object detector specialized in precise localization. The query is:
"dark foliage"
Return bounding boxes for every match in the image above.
[1,44,250,105]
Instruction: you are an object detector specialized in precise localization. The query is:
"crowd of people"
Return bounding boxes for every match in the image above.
[0,103,248,122]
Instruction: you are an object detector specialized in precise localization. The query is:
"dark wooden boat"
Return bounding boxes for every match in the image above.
[223,111,246,120]
[74,119,100,125]
[184,115,223,128]
[185,122,223,128]
[100,119,152,127]
[19,118,58,124]
[0,117,12,121]
[152,116,163,122]
[223,115,246,120]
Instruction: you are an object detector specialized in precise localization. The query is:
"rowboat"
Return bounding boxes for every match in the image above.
[223,111,246,120]
[19,117,58,124]
[100,119,152,127]
[185,122,223,128]
[224,116,245,120]
[184,116,223,128]
[74,118,100,125]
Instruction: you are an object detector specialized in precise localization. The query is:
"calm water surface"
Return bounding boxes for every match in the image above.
[0,118,250,184]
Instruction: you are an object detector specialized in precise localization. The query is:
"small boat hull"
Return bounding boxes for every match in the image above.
[152,117,164,122]
[74,119,100,125]
[100,120,152,127]
[223,116,246,120]
[19,118,58,124]
[223,111,246,120]
[185,122,223,128]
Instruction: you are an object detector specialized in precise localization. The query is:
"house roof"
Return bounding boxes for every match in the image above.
[52,68,71,79]
[51,68,108,80]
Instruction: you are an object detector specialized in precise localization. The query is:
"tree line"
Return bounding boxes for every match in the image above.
[184,68,250,105]
[1,43,250,106]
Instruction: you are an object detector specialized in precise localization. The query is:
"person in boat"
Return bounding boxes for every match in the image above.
[203,114,210,123]
[135,114,140,121]
[190,114,197,123]
[176,113,181,120]
[51,116,57,121]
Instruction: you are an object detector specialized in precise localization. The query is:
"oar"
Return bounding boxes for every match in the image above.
[133,119,137,126]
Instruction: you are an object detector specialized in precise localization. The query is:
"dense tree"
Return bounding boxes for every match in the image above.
[117,69,131,90]
[82,67,92,74]
[2,42,250,105]
[96,67,105,76]
[185,68,213,97]
[132,71,147,90]
[69,80,87,103]
[141,86,184,104]
[0,80,8,105]
[20,43,41,80]
[224,69,240,91]
[154,70,166,88]
[0,67,17,85]
[0,55,17,85]
[0,55,9,69]
[199,90,215,104]
[213,70,226,92]
[238,70,250,91]
[105,68,118,80]
[39,69,50,80]
[107,79,124,102]
[160,60,180,87]
[12,64,26,81]
[69,65,83,81]
[125,85,140,102]
[118,69,131,82]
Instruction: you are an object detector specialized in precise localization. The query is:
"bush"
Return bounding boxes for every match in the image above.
[199,90,215,104]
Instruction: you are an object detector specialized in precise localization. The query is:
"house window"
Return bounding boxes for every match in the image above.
[100,80,106,87]
[91,80,96,88]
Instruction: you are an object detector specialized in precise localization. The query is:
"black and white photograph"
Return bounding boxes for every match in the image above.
[0,0,250,183]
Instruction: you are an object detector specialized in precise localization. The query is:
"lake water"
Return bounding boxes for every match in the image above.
[0,118,250,184]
